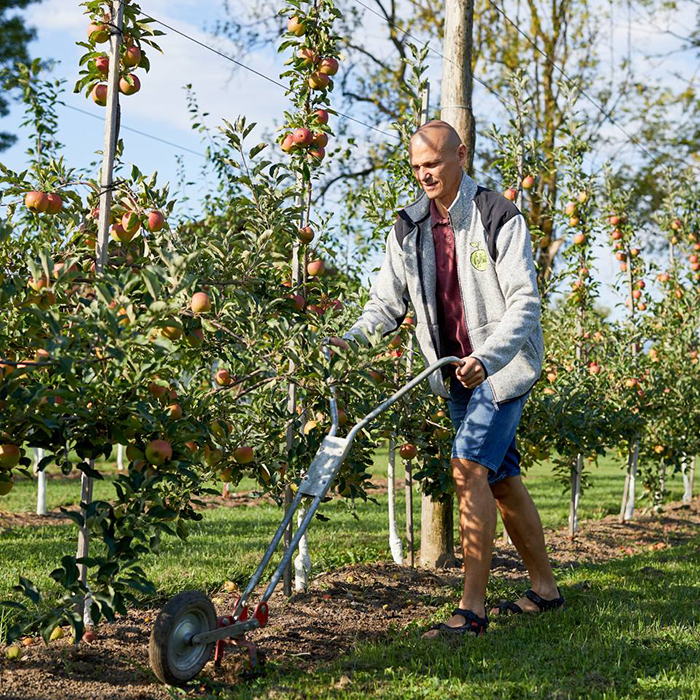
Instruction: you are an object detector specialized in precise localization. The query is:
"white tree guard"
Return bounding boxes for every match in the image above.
[682,454,694,504]
[568,454,583,536]
[34,448,47,516]
[116,443,124,471]
[387,438,404,564]
[294,507,311,592]
[621,440,639,522]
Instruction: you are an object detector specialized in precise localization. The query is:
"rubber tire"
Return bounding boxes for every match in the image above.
[149,591,216,686]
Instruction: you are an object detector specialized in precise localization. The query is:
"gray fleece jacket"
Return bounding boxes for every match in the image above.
[344,173,544,407]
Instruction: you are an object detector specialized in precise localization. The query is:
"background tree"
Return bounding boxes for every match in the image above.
[0,0,40,152]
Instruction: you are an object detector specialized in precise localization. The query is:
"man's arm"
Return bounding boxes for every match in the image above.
[470,214,541,376]
[343,228,410,344]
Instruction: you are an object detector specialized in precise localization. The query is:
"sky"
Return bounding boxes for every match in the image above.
[1,0,698,321]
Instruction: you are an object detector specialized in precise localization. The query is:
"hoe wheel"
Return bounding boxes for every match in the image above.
[149,591,217,686]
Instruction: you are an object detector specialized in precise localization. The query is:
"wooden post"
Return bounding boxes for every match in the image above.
[619,255,640,522]
[76,0,124,625]
[284,184,303,596]
[440,0,476,173]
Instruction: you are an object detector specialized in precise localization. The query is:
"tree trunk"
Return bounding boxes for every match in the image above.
[440,0,475,173]
[420,494,456,567]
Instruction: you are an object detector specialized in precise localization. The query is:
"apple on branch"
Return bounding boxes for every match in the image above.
[25,191,49,213]
[119,74,141,96]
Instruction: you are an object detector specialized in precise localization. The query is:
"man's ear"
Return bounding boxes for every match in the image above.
[457,143,468,167]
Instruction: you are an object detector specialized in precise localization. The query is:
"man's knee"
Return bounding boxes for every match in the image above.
[451,458,490,491]
[490,475,523,502]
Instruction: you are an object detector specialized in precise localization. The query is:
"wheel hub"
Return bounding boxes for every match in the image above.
[169,611,209,669]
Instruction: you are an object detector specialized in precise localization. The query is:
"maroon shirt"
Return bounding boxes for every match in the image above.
[430,199,473,366]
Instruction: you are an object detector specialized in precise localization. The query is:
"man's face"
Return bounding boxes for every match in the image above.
[410,130,466,200]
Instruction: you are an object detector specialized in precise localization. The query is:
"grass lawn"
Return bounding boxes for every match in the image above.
[0,448,687,607]
[216,539,700,700]
[1,448,697,699]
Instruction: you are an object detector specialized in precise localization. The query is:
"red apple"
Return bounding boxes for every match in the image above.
[148,382,167,400]
[615,251,627,261]
[88,22,109,43]
[309,146,325,160]
[92,84,108,106]
[297,48,317,66]
[503,188,517,201]
[609,215,620,226]
[288,16,305,35]
[290,294,305,311]
[298,226,314,243]
[123,45,142,68]
[292,127,313,146]
[191,292,211,313]
[167,403,183,420]
[522,175,536,189]
[280,133,296,153]
[569,216,580,227]
[611,229,622,240]
[119,74,141,96]
[399,443,417,460]
[315,109,329,125]
[122,211,141,234]
[161,325,182,340]
[25,191,49,213]
[564,202,577,216]
[318,57,339,75]
[670,218,682,230]
[637,302,647,311]
[573,232,586,245]
[312,132,328,148]
[215,369,231,386]
[629,247,640,257]
[0,444,20,469]
[690,254,699,264]
[307,259,325,276]
[95,56,109,73]
[577,191,588,203]
[588,362,601,375]
[45,193,63,215]
[233,445,254,464]
[632,289,642,300]
[636,280,645,289]
[145,439,172,466]
[308,72,330,90]
[147,210,165,232]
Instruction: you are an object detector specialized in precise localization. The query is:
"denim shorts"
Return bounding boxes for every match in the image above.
[447,377,530,485]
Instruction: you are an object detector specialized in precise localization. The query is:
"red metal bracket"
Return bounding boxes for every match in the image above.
[252,601,269,627]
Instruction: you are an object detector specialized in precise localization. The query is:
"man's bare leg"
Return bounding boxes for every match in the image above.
[423,458,495,638]
[490,475,559,613]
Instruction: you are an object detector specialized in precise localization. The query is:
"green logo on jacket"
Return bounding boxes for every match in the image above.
[470,243,488,271]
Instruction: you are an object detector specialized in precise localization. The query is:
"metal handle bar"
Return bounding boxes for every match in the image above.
[345,355,463,442]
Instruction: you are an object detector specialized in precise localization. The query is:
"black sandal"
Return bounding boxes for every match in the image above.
[424,607,489,637]
[494,588,565,616]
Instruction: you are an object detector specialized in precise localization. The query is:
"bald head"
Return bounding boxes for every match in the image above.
[409,120,463,154]
[409,120,467,206]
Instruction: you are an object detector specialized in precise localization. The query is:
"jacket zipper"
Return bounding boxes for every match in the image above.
[414,225,443,364]
[448,211,500,411]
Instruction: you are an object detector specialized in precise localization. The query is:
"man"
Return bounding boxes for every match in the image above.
[335,120,563,637]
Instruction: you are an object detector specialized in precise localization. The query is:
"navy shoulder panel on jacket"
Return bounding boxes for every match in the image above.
[473,186,521,260]
[394,208,430,249]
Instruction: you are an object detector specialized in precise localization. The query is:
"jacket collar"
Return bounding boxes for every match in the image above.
[403,172,478,230]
